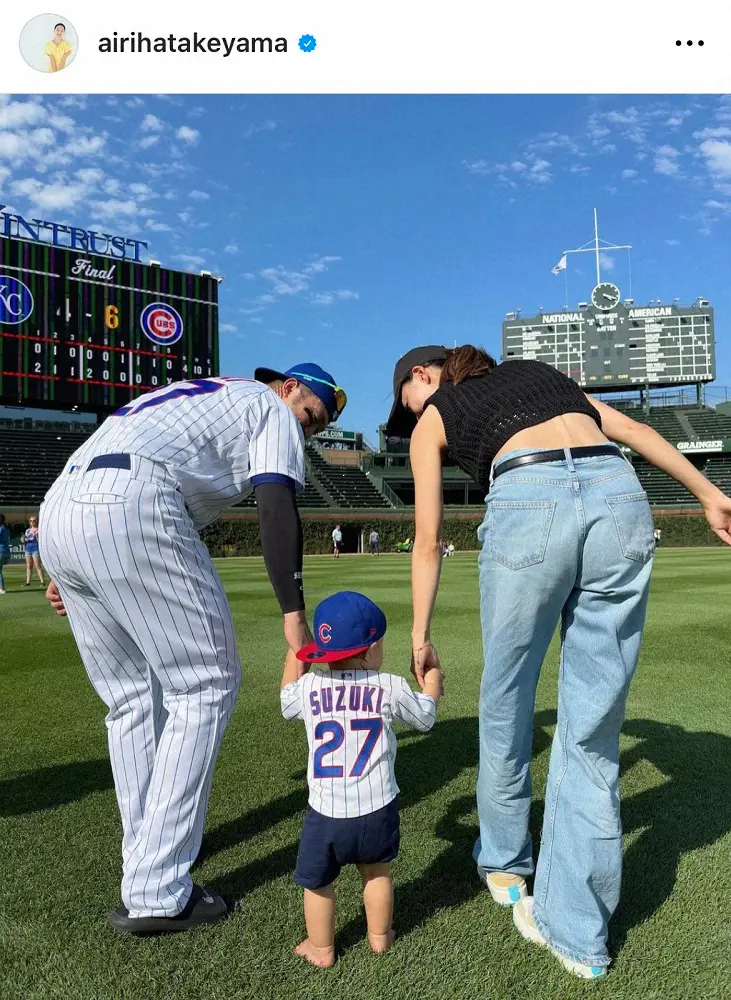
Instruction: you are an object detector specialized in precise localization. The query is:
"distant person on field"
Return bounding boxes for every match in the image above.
[369,529,379,556]
[45,23,72,72]
[22,516,45,588]
[332,524,343,558]
[447,541,455,557]
[281,591,443,968]
[0,513,10,594]
[654,527,661,547]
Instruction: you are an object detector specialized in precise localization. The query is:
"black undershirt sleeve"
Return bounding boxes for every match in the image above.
[254,481,305,613]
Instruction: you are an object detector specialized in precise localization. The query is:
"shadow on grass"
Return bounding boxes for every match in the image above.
[0,759,113,817]
[610,719,731,951]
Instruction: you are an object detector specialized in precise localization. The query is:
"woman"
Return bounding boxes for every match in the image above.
[23,516,45,588]
[0,513,10,594]
[385,345,731,980]
[44,23,72,73]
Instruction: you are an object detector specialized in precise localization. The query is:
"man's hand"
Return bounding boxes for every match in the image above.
[283,610,313,657]
[46,579,67,616]
[411,641,441,687]
[702,492,731,545]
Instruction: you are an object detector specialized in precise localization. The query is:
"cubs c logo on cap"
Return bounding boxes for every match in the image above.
[318,623,332,644]
[140,302,183,346]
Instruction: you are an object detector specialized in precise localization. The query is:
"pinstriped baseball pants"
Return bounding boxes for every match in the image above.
[39,458,242,918]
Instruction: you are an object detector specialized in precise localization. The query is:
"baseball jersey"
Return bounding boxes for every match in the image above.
[281,668,437,819]
[52,377,305,529]
[332,529,342,542]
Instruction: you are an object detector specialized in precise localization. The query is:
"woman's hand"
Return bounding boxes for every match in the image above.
[411,641,442,687]
[45,579,67,616]
[702,492,731,545]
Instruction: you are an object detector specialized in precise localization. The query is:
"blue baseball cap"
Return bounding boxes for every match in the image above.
[254,361,346,421]
[296,591,387,663]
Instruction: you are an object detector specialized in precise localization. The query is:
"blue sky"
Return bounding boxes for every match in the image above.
[2,93,731,439]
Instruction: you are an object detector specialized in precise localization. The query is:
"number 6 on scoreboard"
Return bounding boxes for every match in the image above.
[105,304,119,330]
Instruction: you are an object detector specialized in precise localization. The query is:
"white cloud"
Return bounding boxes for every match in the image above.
[189,189,210,200]
[242,272,256,280]
[141,114,165,132]
[90,198,139,216]
[11,178,88,211]
[224,243,240,254]
[126,98,145,108]
[129,182,154,199]
[654,145,680,175]
[220,323,237,333]
[173,253,206,268]
[145,219,172,231]
[242,120,277,139]
[176,126,200,144]
[665,238,681,246]
[0,165,10,186]
[58,96,88,110]
[0,100,47,130]
[311,290,359,306]
[621,168,638,179]
[568,164,590,174]
[75,167,104,184]
[598,253,615,272]
[138,136,160,149]
[693,127,731,141]
[699,139,731,176]
[462,159,490,176]
[64,135,106,157]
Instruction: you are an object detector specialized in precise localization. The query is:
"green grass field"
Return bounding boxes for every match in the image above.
[1,550,730,1000]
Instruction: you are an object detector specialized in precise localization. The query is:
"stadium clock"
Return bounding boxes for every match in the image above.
[591,282,621,311]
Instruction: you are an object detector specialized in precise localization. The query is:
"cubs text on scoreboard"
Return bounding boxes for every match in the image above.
[501,282,715,389]
[0,235,219,411]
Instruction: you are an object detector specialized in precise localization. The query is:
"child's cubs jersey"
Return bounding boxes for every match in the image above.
[281,668,436,818]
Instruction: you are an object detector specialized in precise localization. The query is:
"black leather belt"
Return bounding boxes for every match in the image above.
[492,445,622,482]
[86,453,131,471]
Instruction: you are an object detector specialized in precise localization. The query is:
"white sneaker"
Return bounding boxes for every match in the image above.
[477,866,528,906]
[513,897,608,980]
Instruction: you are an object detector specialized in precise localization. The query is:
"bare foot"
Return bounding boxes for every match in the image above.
[294,939,336,968]
[368,928,396,953]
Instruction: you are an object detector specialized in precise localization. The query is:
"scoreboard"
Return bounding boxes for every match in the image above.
[0,235,219,412]
[502,281,715,390]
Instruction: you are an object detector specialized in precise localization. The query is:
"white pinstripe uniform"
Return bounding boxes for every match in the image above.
[280,668,436,819]
[39,377,305,918]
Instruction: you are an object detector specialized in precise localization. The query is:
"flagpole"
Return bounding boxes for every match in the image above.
[564,262,569,310]
[594,207,601,285]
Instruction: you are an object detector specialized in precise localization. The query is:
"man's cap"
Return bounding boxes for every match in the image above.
[385,345,448,437]
[254,361,342,421]
[296,591,387,664]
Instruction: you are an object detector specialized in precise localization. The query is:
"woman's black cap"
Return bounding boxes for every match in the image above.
[385,345,447,437]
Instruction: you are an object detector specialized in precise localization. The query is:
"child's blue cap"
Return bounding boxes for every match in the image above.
[296,591,387,663]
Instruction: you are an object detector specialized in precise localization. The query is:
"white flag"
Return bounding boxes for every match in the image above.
[552,254,567,275]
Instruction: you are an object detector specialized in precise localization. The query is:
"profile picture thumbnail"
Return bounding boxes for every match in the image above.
[20,14,78,74]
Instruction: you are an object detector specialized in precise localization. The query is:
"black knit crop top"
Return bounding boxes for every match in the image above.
[425,359,602,491]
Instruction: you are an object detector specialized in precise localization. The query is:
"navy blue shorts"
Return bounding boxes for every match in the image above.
[294,798,400,890]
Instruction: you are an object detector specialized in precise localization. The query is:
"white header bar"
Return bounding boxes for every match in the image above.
[3,1,728,94]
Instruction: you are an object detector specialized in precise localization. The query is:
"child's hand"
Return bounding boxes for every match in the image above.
[422,662,444,696]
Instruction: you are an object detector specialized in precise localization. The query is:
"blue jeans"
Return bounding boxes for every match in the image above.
[473,448,654,967]
[0,553,9,590]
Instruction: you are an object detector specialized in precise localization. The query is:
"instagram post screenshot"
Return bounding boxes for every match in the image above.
[0,2,728,998]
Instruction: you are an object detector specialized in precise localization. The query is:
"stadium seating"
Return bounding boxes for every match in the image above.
[0,428,95,505]
[683,408,731,440]
[306,445,391,508]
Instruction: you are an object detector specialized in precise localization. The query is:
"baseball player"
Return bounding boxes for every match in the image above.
[280,591,444,968]
[39,363,346,934]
